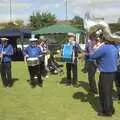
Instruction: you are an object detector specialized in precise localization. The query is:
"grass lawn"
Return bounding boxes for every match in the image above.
[0,61,120,120]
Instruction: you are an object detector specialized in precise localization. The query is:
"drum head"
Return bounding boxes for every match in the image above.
[27,57,38,61]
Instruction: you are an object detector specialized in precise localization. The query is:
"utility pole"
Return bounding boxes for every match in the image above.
[65,0,68,21]
[10,0,12,22]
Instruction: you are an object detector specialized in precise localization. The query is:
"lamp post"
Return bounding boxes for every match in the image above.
[10,0,12,22]
[65,0,68,21]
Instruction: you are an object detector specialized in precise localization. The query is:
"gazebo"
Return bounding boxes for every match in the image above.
[0,28,31,59]
[0,28,31,47]
[32,23,85,51]
[32,23,84,35]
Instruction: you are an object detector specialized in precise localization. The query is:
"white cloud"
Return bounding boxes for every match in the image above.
[0,0,31,12]
[0,0,32,22]
[68,0,120,22]
[0,0,120,23]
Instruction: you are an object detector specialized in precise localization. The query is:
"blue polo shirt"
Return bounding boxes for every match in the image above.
[0,44,14,63]
[115,44,120,71]
[24,46,42,58]
[90,44,118,72]
[85,40,95,60]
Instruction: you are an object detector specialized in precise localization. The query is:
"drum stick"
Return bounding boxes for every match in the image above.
[24,56,27,65]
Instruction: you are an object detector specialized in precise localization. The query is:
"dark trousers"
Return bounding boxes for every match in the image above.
[0,62,12,87]
[40,55,47,77]
[40,61,47,77]
[115,72,120,96]
[87,61,97,92]
[28,65,42,85]
[99,72,115,113]
[66,62,77,84]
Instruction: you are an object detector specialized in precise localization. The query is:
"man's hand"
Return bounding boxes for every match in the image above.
[78,52,87,59]
[25,55,29,58]
[0,53,2,57]
[1,52,6,55]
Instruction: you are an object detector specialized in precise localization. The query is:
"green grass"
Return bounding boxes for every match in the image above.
[0,61,120,120]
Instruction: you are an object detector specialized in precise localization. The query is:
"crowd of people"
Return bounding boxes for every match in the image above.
[0,22,120,117]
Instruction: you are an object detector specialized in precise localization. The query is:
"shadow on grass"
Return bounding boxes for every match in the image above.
[73,81,101,112]
[78,81,90,92]
[26,79,35,88]
[60,77,67,84]
[11,78,19,86]
[112,89,118,101]
[73,91,101,112]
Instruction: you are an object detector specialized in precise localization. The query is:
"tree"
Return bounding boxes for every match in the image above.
[3,22,19,28]
[109,23,120,33]
[30,11,56,30]
[70,16,85,43]
[70,16,84,28]
[1,20,25,29]
[15,19,24,27]
[118,18,120,23]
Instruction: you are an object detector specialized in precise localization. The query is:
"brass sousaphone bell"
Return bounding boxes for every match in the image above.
[86,20,120,43]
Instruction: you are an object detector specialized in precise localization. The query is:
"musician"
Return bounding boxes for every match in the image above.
[115,44,120,100]
[90,37,118,116]
[84,34,98,93]
[24,37,43,87]
[0,38,14,87]
[65,33,79,86]
[38,36,49,78]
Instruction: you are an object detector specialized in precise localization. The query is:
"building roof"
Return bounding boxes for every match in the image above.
[0,28,31,38]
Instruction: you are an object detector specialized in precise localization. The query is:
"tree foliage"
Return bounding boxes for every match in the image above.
[118,18,120,23]
[15,20,24,27]
[30,11,56,30]
[0,20,25,29]
[70,16,84,28]
[109,23,120,33]
[3,22,20,28]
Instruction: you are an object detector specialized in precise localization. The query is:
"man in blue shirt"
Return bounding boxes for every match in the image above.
[24,37,43,87]
[90,41,118,116]
[0,38,14,87]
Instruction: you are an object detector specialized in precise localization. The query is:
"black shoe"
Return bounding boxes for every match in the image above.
[30,82,36,88]
[118,96,120,100]
[38,83,43,87]
[81,68,87,73]
[8,83,13,87]
[38,81,43,87]
[104,112,112,117]
[90,89,98,94]
[97,112,105,116]
[3,84,8,88]
[97,112,112,117]
[66,83,71,86]
[112,108,115,115]
[117,93,120,100]
[72,83,79,88]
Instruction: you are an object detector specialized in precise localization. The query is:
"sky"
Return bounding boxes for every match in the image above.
[0,0,120,23]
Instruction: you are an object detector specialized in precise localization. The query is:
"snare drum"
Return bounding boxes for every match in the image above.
[27,57,39,66]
